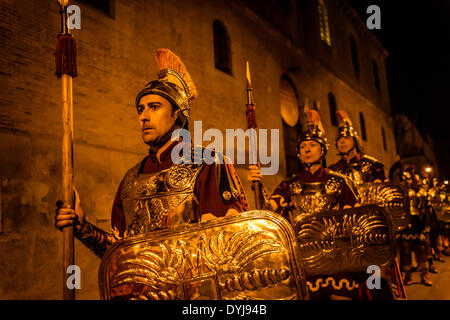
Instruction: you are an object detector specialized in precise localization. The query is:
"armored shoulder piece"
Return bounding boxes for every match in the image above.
[215,153,248,206]
[285,174,302,194]
[326,170,346,190]
[284,174,299,186]
[327,169,359,200]
[361,155,383,166]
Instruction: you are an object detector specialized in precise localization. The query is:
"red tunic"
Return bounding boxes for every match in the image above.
[111,140,248,236]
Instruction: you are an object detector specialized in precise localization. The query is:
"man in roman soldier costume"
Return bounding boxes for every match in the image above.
[437,182,450,257]
[328,110,385,184]
[247,109,384,300]
[428,178,447,262]
[420,177,440,274]
[53,50,310,301]
[328,110,406,299]
[54,49,248,258]
[397,169,433,286]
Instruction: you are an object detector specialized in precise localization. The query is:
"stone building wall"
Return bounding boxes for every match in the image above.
[0,0,397,299]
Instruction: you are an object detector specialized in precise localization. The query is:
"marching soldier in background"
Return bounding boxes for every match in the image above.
[328,111,386,184]
[429,178,447,262]
[438,182,450,257]
[420,177,440,274]
[54,49,248,260]
[398,169,433,286]
[248,109,378,300]
[328,110,402,299]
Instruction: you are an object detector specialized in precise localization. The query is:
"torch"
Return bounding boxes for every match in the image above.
[55,0,77,300]
[245,61,262,209]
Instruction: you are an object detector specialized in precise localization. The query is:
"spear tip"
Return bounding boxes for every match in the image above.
[246,61,252,88]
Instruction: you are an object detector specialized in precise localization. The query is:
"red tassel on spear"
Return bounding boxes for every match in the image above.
[55,0,77,300]
[55,34,77,78]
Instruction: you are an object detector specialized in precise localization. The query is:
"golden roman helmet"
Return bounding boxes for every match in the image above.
[135,49,198,126]
[297,109,329,156]
[335,110,361,151]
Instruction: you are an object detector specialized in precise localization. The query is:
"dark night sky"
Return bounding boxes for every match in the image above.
[347,0,450,179]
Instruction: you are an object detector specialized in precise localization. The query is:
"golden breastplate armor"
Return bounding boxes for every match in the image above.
[335,159,379,185]
[288,176,342,218]
[120,161,205,237]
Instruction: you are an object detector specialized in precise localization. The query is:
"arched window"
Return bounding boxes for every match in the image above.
[328,92,338,126]
[349,35,360,78]
[317,0,331,46]
[381,126,387,151]
[280,75,302,177]
[359,112,367,141]
[213,20,232,75]
[372,59,381,93]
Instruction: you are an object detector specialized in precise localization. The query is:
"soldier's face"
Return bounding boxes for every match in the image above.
[299,140,322,164]
[336,136,355,154]
[137,94,179,145]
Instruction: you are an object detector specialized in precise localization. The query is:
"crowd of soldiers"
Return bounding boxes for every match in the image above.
[54,49,449,300]
[248,108,450,299]
[392,166,450,287]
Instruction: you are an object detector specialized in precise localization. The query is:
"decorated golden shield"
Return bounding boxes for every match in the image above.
[293,205,395,276]
[98,211,308,300]
[356,182,409,231]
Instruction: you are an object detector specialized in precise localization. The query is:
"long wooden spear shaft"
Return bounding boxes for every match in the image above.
[245,62,262,209]
[56,0,77,300]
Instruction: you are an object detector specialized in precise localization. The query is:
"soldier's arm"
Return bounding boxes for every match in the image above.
[55,189,120,259]
[196,159,249,220]
[269,183,291,218]
[74,221,118,258]
[247,164,291,213]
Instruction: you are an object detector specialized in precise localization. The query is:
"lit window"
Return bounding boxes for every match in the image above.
[318,0,331,46]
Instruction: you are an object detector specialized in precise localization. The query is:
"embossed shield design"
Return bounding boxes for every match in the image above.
[99,211,308,300]
[293,205,395,276]
[356,182,410,231]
